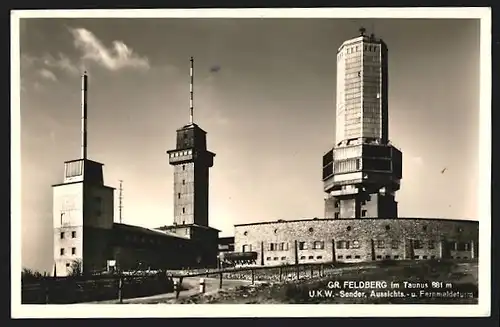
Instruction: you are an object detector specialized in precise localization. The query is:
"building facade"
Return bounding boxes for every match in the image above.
[234,218,478,266]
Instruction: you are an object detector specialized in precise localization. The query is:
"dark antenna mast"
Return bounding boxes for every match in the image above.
[81,71,88,160]
[189,57,194,125]
[119,180,123,223]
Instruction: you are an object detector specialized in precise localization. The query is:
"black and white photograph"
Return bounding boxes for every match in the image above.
[11,7,491,318]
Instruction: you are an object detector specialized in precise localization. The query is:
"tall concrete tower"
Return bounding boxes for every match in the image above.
[322,28,403,219]
[52,72,115,276]
[166,57,216,228]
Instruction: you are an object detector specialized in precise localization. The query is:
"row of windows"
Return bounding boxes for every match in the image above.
[269,242,289,251]
[169,150,193,158]
[338,255,363,259]
[65,161,83,178]
[60,231,77,239]
[300,255,322,260]
[269,240,465,251]
[244,239,472,251]
[298,241,325,250]
[334,159,360,174]
[60,247,76,256]
[265,255,324,261]
[365,44,380,52]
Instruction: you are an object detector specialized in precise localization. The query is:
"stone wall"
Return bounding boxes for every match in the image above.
[234,218,478,266]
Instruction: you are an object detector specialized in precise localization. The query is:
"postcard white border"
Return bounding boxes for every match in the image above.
[11,7,492,318]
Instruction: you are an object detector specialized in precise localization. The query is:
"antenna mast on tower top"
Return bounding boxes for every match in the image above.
[81,71,88,160]
[189,57,194,125]
[119,180,123,223]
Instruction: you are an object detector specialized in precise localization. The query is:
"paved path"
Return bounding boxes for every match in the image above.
[84,277,253,304]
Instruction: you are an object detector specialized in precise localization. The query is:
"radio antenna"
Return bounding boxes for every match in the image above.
[119,180,123,223]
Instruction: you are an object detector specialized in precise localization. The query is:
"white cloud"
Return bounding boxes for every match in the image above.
[42,53,80,76]
[69,27,150,71]
[38,68,57,82]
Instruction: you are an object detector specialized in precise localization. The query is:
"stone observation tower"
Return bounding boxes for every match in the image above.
[166,57,216,228]
[322,28,403,219]
[164,58,219,265]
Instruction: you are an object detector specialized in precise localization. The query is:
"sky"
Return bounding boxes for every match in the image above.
[18,18,480,272]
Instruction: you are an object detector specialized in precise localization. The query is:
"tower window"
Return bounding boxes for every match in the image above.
[60,232,64,239]
[71,247,76,255]
[361,210,367,217]
[71,231,76,238]
[313,241,324,250]
[182,207,185,214]
[178,193,181,199]
[182,179,186,185]
[182,165,186,171]
[413,240,423,249]
[60,248,65,256]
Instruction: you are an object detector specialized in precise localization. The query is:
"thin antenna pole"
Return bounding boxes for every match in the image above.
[81,71,88,160]
[119,180,123,224]
[189,57,194,125]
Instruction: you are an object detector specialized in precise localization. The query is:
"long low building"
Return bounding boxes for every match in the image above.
[233,217,479,266]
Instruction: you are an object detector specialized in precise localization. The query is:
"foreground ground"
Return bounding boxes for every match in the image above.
[90,260,478,304]
[170,260,478,304]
